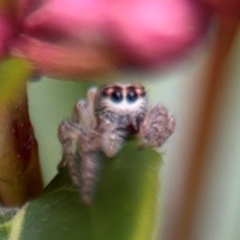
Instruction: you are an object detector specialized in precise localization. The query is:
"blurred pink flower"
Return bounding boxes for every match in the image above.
[0,0,215,79]
[199,0,240,18]
[0,11,10,59]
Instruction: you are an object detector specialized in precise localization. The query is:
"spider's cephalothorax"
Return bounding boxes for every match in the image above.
[94,83,149,158]
[58,83,175,205]
[95,83,148,132]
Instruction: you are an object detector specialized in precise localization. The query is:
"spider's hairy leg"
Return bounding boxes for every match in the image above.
[139,105,175,148]
[58,120,85,186]
[59,119,101,204]
[76,129,101,205]
[79,151,100,205]
[72,87,97,129]
[100,119,127,158]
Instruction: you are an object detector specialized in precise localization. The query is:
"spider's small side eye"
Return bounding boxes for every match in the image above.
[126,91,138,103]
[102,90,108,97]
[111,91,123,103]
[140,90,146,97]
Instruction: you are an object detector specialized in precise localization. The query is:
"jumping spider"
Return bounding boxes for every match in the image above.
[58,83,175,205]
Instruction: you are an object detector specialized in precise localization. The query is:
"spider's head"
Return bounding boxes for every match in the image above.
[97,83,147,114]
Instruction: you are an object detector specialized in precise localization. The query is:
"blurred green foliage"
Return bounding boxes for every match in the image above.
[0,140,162,240]
[0,58,32,105]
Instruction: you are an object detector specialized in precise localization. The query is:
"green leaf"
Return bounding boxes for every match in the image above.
[1,140,162,240]
[0,58,32,106]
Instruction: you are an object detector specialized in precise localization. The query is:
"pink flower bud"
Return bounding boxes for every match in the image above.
[105,0,211,65]
[17,0,210,74]
[1,0,213,78]
[0,12,11,58]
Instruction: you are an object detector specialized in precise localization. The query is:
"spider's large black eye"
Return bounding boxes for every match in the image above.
[111,91,123,103]
[126,91,138,103]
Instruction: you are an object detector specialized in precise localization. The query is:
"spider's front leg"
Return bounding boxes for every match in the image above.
[138,105,175,148]
[75,128,101,205]
[59,88,102,204]
[59,88,97,173]
[58,120,84,186]
[58,119,101,202]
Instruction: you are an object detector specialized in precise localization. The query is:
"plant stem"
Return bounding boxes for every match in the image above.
[169,15,239,240]
[0,84,43,206]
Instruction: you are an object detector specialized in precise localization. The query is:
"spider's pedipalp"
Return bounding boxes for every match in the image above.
[139,105,175,148]
[99,119,126,158]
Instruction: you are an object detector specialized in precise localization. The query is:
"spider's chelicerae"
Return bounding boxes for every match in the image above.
[58,83,175,205]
